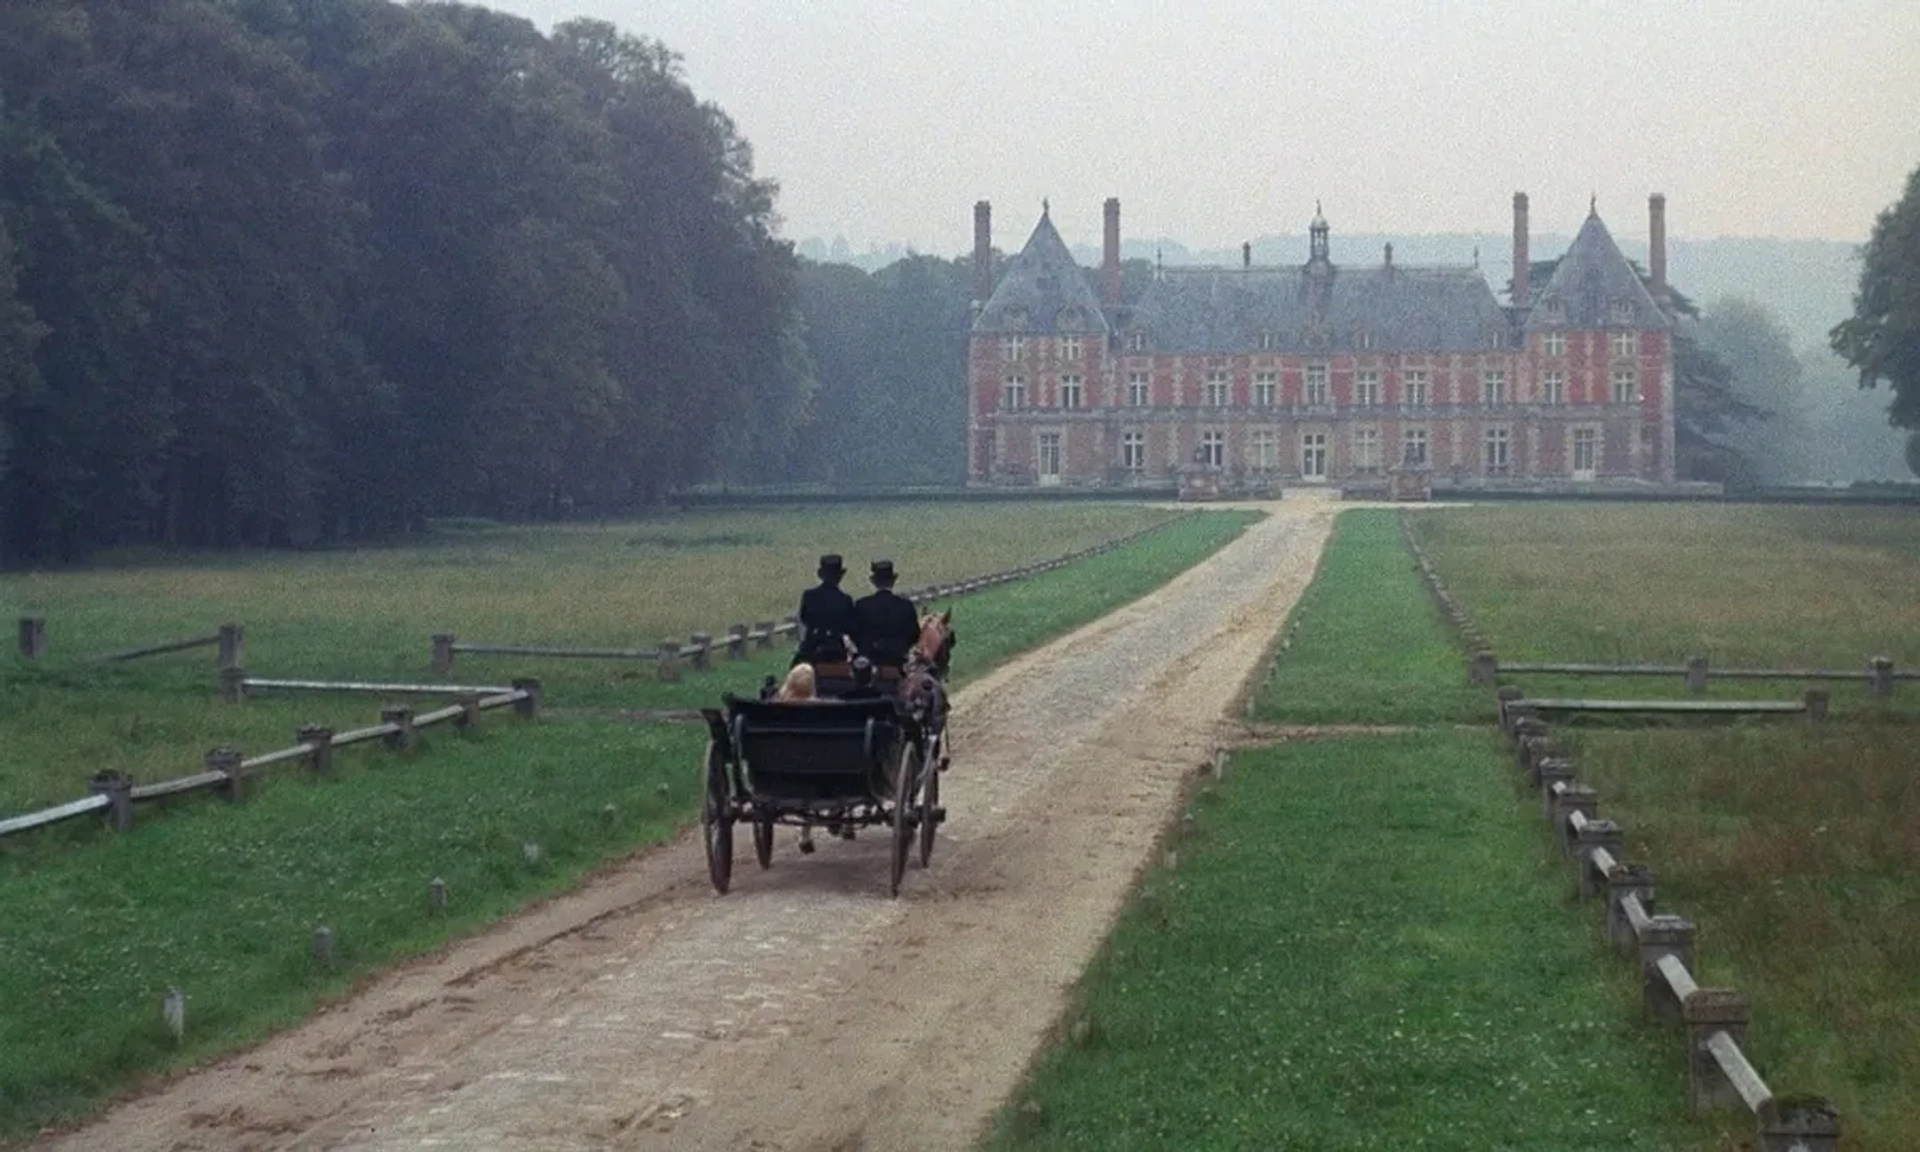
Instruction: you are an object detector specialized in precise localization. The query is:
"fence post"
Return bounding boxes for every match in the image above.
[1535,755,1576,799]
[18,615,47,659]
[688,633,712,671]
[1685,655,1709,695]
[753,621,775,650]
[217,623,244,670]
[1574,819,1624,898]
[1549,783,1598,853]
[432,633,457,676]
[89,771,134,832]
[455,693,481,727]
[1639,914,1697,1023]
[1867,656,1894,698]
[1683,989,1750,1114]
[1758,1100,1842,1152]
[510,677,542,719]
[207,747,244,800]
[726,624,748,660]
[381,706,417,752]
[1469,649,1497,686]
[657,641,681,682]
[297,725,334,774]
[1606,864,1656,951]
[1804,688,1830,722]
[219,665,248,703]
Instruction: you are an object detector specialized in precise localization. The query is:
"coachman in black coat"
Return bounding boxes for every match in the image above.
[794,553,857,666]
[853,559,919,669]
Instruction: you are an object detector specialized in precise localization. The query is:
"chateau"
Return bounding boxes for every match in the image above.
[964,193,1677,492]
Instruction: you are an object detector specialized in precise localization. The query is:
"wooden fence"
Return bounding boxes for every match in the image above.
[1484,654,1913,697]
[0,679,541,841]
[428,513,1194,679]
[16,618,246,668]
[1398,510,1843,1147]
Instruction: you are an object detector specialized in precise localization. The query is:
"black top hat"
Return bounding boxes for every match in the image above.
[869,559,898,584]
[817,553,846,577]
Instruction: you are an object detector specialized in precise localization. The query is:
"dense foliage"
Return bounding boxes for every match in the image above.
[0,0,814,562]
[1832,162,1920,474]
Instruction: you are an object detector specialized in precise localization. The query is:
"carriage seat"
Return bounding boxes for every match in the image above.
[714,694,917,802]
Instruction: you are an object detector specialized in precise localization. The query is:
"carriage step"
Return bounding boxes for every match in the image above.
[932,805,947,824]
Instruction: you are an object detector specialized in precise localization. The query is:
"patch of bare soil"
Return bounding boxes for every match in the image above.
[39,495,1339,1152]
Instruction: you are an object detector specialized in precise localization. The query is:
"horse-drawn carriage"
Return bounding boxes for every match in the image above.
[697,613,952,898]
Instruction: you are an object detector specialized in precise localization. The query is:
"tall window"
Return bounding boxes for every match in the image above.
[1250,429,1278,470]
[1128,330,1146,352]
[1404,370,1429,408]
[1571,427,1598,475]
[1121,431,1146,473]
[1541,370,1566,405]
[1611,367,1638,404]
[1482,370,1507,406]
[1126,372,1149,407]
[1355,370,1381,408]
[1037,432,1061,477]
[1203,371,1230,407]
[1357,329,1375,351]
[1543,332,1566,358]
[1610,330,1638,358]
[1059,374,1083,409]
[1199,430,1226,467]
[1060,335,1083,361]
[1254,372,1277,407]
[1003,375,1026,409]
[1352,427,1381,474]
[1001,335,1025,362]
[1258,331,1276,351]
[1305,363,1329,405]
[1484,426,1511,476]
[1403,428,1429,466]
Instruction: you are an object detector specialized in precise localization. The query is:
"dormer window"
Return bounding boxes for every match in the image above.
[1258,331,1277,351]
[1542,295,1565,322]
[1059,307,1084,330]
[1609,300,1634,325]
[1356,329,1375,351]
[1128,330,1147,352]
[1003,306,1029,329]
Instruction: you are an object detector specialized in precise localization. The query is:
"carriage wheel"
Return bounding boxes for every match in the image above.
[752,816,775,869]
[701,740,734,895]
[888,743,916,897]
[917,748,940,869]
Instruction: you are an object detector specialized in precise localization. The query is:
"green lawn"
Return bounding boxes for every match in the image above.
[0,504,1259,1140]
[1250,510,1491,727]
[991,734,1728,1151]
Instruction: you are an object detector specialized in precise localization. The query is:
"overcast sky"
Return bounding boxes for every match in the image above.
[488,0,1919,255]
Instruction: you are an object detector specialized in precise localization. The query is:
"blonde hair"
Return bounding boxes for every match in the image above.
[775,663,817,702]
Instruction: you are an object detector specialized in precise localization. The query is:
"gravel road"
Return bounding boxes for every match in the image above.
[42,493,1338,1152]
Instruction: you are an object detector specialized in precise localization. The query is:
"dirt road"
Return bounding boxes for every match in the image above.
[44,494,1338,1152]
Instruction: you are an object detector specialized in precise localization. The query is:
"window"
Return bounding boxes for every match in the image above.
[1258,331,1276,351]
[1037,432,1061,478]
[1482,370,1507,406]
[1199,430,1226,467]
[1001,335,1025,362]
[1128,330,1146,352]
[1357,329,1375,351]
[1126,371,1149,407]
[1542,296,1564,321]
[1541,370,1566,405]
[1003,375,1026,409]
[1610,301,1634,325]
[1254,372,1277,407]
[1250,429,1278,470]
[1060,335,1082,361]
[1610,330,1639,359]
[1403,428,1429,466]
[1121,431,1146,473]
[1543,332,1566,358]
[1571,427,1598,476]
[1305,363,1329,406]
[1612,367,1638,404]
[1355,370,1381,408]
[1352,427,1381,474]
[1299,432,1327,480]
[1204,371,1230,407]
[1484,426,1511,476]
[1404,370,1429,408]
[1059,374,1083,409]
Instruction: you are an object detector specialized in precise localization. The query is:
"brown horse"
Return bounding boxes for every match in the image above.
[902,610,953,733]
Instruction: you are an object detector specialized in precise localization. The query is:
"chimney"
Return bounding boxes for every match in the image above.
[1384,242,1394,267]
[1648,193,1667,297]
[1511,192,1531,307]
[973,200,992,302]
[1242,241,1251,270]
[1102,198,1122,305]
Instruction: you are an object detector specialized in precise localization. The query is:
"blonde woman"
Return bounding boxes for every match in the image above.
[775,663,817,702]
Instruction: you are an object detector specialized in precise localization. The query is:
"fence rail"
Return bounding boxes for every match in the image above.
[223,675,513,703]
[0,680,541,841]
[429,512,1195,679]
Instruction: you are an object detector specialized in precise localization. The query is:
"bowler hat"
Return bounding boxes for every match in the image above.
[869,559,898,584]
[817,553,846,577]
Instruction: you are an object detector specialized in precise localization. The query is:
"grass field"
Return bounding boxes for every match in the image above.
[1408,502,1920,1151]
[997,508,1736,1150]
[0,503,1258,1140]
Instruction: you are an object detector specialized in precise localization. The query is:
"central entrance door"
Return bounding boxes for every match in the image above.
[1300,432,1328,482]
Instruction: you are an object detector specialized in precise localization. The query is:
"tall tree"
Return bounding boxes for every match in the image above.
[1831,162,1920,431]
[1696,297,1807,483]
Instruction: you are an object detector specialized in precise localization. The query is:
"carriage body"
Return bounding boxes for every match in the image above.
[699,692,945,897]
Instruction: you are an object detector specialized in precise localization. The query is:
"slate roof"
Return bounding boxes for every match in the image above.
[1126,263,1509,355]
[1524,209,1670,332]
[971,206,1112,336]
